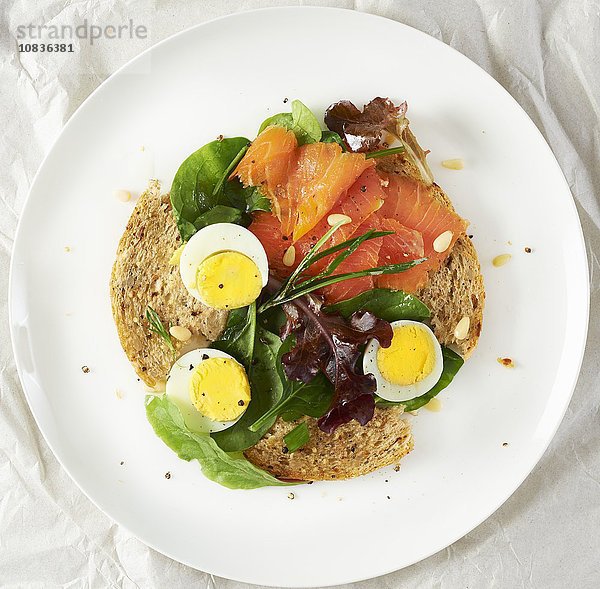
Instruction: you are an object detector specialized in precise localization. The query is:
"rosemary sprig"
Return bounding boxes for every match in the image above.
[365,146,405,159]
[145,306,176,354]
[267,259,425,308]
[258,220,426,313]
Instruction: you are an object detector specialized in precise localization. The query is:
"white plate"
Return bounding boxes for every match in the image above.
[9,7,589,587]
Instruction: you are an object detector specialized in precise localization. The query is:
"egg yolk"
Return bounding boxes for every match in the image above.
[195,251,262,310]
[189,357,251,422]
[377,324,436,385]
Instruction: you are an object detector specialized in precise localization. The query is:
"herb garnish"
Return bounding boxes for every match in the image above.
[258,221,425,312]
[145,306,175,355]
[283,422,310,453]
[365,146,406,159]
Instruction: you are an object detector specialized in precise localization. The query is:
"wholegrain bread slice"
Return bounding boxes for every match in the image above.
[244,407,413,480]
[110,147,483,481]
[110,180,227,389]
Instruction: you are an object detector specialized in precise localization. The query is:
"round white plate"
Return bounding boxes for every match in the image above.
[9,7,589,587]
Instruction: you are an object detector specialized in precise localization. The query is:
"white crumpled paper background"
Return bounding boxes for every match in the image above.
[1,1,598,587]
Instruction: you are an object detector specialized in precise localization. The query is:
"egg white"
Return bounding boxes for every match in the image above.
[363,320,444,402]
[166,348,248,434]
[179,223,269,304]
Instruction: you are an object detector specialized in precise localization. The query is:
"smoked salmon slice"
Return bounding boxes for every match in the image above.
[287,142,373,241]
[233,126,297,224]
[294,167,386,269]
[376,173,468,292]
[248,211,293,278]
[366,214,425,264]
[321,236,383,304]
[235,127,372,240]
[246,137,467,303]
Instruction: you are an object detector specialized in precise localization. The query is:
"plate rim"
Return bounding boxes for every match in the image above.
[8,6,590,587]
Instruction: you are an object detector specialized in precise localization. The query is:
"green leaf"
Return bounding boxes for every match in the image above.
[278,373,332,421]
[212,327,284,452]
[145,395,293,489]
[249,337,333,431]
[193,205,247,229]
[284,422,310,453]
[376,347,464,411]
[320,130,346,150]
[258,305,287,334]
[258,112,293,135]
[222,178,271,214]
[289,100,322,145]
[258,100,322,145]
[171,137,250,241]
[212,303,256,369]
[324,288,430,322]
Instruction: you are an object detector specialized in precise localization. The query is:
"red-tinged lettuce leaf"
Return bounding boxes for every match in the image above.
[324,98,406,153]
[280,295,393,433]
[325,97,434,185]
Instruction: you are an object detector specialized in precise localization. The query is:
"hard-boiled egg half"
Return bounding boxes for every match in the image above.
[166,348,251,433]
[363,320,443,402]
[179,223,269,310]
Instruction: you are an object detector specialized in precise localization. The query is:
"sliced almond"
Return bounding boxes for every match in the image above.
[441,158,464,170]
[169,245,185,266]
[114,189,131,202]
[169,325,192,342]
[433,230,453,253]
[493,254,511,267]
[327,213,352,226]
[454,316,470,340]
[283,245,296,267]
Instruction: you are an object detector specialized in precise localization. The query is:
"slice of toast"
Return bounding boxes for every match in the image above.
[244,407,413,480]
[110,151,484,480]
[110,180,227,389]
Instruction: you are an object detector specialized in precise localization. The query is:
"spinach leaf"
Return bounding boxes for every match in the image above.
[279,373,333,422]
[171,137,267,240]
[324,288,430,322]
[193,205,249,229]
[223,178,271,214]
[212,303,256,369]
[284,422,310,453]
[212,327,284,452]
[258,100,322,145]
[145,395,292,489]
[258,112,293,135]
[376,347,464,411]
[258,305,287,335]
[321,130,346,150]
[249,336,334,432]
